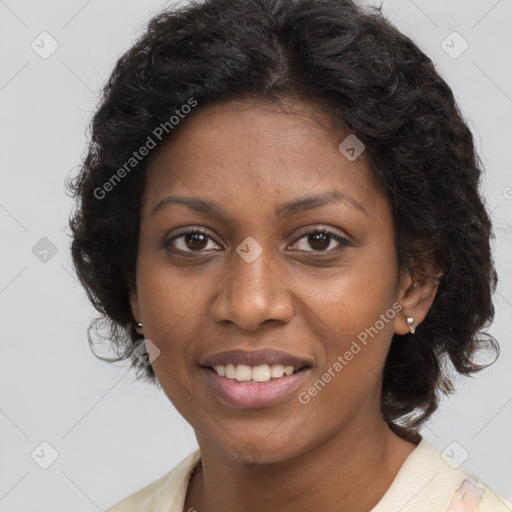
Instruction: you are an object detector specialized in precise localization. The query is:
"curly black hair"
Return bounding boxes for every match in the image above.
[67,0,499,442]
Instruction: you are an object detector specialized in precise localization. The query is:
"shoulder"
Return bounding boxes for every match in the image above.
[372,438,512,512]
[105,449,201,512]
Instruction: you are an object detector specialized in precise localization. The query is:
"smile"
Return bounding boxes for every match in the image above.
[211,363,304,383]
[201,365,311,408]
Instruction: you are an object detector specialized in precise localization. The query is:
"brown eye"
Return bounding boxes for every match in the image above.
[166,229,221,253]
[183,232,208,250]
[307,232,331,250]
[294,227,350,253]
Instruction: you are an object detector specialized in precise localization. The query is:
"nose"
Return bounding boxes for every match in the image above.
[210,245,294,331]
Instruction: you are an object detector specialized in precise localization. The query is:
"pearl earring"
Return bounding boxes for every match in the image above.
[135,321,144,335]
[406,316,415,334]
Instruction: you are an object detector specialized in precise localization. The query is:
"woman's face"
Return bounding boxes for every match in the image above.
[130,98,417,462]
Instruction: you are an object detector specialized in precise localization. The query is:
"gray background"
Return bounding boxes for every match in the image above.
[1,0,511,510]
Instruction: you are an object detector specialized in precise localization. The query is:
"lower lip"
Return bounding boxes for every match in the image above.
[201,367,311,408]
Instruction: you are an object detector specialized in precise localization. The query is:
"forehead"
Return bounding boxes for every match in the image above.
[142,98,387,222]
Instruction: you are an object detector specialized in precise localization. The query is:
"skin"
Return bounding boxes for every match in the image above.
[129,97,440,512]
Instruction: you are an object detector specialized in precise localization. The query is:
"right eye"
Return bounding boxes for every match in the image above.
[165,228,223,253]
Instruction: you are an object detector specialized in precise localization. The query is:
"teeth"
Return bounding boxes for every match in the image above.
[225,364,236,379]
[235,364,252,382]
[212,363,299,382]
[283,366,294,376]
[252,365,270,382]
[270,364,284,377]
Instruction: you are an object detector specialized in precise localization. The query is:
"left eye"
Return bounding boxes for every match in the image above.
[293,229,349,252]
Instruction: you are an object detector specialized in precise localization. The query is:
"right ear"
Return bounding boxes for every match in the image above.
[129,286,141,323]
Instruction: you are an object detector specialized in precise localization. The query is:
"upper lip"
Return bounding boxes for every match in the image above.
[200,349,313,368]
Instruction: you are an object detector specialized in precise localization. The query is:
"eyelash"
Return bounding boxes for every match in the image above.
[165,226,351,255]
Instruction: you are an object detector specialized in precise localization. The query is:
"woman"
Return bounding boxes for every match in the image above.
[68,0,512,510]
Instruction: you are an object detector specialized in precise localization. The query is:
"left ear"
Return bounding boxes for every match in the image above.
[129,285,141,325]
[394,257,442,335]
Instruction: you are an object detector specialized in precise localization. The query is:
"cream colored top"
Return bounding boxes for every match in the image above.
[106,438,512,512]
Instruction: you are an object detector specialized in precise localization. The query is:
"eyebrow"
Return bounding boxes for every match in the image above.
[150,190,367,219]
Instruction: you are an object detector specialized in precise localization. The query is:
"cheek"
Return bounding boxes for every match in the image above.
[136,251,212,336]
[300,249,397,332]
[299,251,398,377]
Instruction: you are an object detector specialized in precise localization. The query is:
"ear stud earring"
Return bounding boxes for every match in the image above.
[135,321,144,335]
[406,316,416,334]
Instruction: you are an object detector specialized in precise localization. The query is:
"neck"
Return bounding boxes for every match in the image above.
[184,416,419,512]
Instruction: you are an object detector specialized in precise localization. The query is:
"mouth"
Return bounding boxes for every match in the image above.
[202,363,310,384]
[199,348,314,408]
[200,363,312,408]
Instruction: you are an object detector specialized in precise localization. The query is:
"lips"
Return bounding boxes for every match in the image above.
[199,348,314,408]
[199,348,313,369]
[201,366,312,408]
